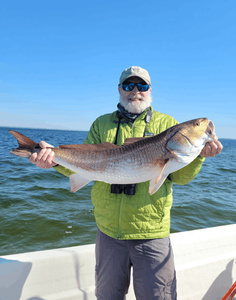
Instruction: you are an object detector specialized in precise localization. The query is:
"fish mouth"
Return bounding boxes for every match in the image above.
[205,120,216,140]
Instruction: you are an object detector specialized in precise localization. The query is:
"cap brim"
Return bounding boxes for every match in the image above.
[121,75,150,85]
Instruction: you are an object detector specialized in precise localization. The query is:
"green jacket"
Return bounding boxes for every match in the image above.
[55,107,205,240]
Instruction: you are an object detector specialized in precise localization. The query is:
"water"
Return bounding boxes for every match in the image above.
[0,127,235,256]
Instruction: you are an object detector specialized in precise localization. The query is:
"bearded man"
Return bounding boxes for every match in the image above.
[30,66,223,300]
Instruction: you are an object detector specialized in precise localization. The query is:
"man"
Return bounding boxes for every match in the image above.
[30,66,223,300]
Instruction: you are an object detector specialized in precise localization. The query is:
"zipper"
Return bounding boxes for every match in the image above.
[161,183,168,221]
[117,122,134,239]
[117,194,125,239]
[116,111,151,238]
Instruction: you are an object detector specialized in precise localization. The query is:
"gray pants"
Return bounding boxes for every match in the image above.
[95,228,177,300]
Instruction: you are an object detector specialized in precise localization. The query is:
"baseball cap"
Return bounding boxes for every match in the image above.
[119,66,151,85]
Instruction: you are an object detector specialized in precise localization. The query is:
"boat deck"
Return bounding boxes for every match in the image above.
[1,224,236,300]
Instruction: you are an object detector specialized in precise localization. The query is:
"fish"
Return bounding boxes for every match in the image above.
[9,118,216,195]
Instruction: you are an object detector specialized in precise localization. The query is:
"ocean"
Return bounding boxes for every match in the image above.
[0,126,235,256]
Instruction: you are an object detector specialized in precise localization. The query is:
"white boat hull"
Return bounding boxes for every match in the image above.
[1,224,236,300]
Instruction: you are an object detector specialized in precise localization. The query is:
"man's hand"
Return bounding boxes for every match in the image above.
[29,141,57,169]
[200,137,223,158]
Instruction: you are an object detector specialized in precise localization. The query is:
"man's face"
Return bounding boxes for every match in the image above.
[118,77,152,114]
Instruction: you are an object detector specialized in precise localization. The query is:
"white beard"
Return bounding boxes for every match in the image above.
[119,93,152,114]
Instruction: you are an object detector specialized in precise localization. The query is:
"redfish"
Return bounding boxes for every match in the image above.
[9,118,216,195]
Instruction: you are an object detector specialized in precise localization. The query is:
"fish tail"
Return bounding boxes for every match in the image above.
[9,130,39,158]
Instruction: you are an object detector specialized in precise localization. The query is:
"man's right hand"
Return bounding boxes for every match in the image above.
[29,141,57,169]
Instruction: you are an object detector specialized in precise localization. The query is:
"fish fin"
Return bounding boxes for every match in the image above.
[9,130,39,158]
[10,149,33,158]
[155,162,168,184]
[59,143,118,150]
[149,174,168,195]
[149,161,169,195]
[123,137,145,146]
[69,173,92,192]
[9,130,38,148]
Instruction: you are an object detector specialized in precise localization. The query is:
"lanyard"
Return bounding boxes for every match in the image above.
[113,108,152,145]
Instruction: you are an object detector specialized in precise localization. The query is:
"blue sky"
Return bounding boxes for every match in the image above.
[0,0,235,138]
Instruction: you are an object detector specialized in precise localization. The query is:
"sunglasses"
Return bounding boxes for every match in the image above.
[119,82,151,92]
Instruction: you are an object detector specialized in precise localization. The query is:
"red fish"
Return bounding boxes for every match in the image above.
[9,118,216,195]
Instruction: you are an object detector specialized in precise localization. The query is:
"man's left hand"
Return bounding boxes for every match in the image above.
[200,137,223,157]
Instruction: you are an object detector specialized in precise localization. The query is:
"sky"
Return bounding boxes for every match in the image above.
[0,0,235,139]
